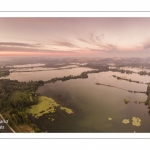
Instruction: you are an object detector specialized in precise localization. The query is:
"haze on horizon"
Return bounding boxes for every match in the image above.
[0,18,150,58]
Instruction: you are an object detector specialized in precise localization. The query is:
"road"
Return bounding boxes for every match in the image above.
[0,114,15,133]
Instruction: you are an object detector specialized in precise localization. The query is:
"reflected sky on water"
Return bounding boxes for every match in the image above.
[36,71,150,132]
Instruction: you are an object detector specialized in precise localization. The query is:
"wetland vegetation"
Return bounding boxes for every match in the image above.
[1,57,150,132]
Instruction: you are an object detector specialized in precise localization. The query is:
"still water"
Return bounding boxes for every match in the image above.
[3,65,150,132]
[1,67,93,82]
[36,71,150,132]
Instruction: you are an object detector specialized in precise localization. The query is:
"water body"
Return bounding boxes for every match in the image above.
[3,66,150,132]
[6,63,45,68]
[36,71,150,132]
[1,67,93,82]
[8,65,79,72]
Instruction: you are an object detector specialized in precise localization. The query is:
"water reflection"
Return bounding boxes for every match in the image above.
[1,67,93,82]
[2,66,150,132]
[36,71,150,132]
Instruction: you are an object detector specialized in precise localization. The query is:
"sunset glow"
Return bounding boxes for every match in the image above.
[1,18,150,57]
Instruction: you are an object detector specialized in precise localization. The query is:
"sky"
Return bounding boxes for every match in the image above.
[0,18,150,58]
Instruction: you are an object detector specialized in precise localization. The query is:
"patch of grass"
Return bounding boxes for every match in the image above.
[60,107,74,114]
[122,119,130,124]
[132,117,141,126]
[26,96,59,118]
[26,96,74,119]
